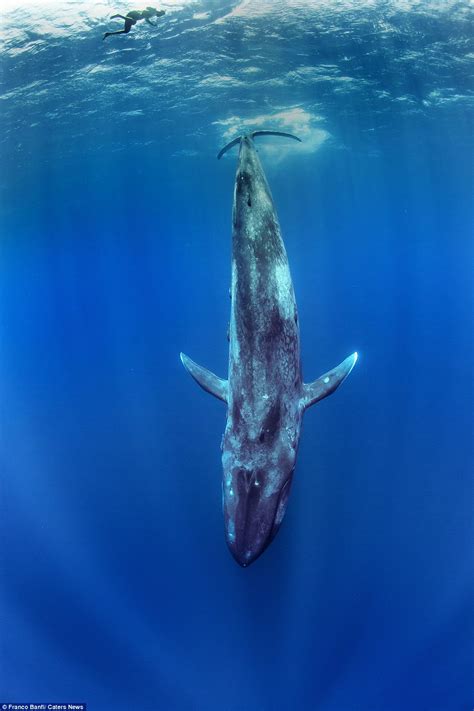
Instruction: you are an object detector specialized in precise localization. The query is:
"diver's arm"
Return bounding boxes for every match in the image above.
[145,17,157,26]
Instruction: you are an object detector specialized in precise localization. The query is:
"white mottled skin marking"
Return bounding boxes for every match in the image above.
[273,261,296,320]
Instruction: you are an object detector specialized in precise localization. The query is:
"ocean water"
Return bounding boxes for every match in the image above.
[1,1,473,710]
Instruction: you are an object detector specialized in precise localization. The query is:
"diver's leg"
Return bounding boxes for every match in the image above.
[103,29,127,39]
[110,14,127,19]
[103,18,134,39]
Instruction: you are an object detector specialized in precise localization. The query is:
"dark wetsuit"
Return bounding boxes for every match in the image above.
[103,8,165,39]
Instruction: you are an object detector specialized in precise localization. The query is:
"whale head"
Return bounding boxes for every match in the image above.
[221,398,300,567]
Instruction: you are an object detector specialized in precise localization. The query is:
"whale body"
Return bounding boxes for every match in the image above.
[181,131,357,567]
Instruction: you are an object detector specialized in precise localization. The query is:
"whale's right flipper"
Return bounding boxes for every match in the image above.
[301,352,358,410]
[180,352,228,403]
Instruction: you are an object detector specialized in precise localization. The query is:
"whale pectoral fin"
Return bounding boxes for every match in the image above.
[301,352,358,410]
[180,352,228,403]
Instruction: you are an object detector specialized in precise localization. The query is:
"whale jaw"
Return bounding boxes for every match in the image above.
[223,470,294,567]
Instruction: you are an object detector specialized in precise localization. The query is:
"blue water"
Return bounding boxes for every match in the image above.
[1,1,473,710]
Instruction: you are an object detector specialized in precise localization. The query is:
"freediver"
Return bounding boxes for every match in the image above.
[103,7,165,40]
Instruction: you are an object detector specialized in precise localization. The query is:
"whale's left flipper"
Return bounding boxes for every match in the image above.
[180,352,228,403]
[301,352,358,410]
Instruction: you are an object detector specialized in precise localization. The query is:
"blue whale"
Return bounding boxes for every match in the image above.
[181,131,357,566]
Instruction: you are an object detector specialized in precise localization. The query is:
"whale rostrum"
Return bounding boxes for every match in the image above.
[181,131,357,567]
